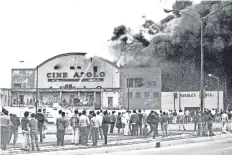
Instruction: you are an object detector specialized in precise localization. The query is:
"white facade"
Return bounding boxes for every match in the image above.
[161,91,224,111]
[0,89,11,107]
[102,92,119,109]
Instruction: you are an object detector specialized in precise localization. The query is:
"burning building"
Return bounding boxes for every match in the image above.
[10,52,162,110]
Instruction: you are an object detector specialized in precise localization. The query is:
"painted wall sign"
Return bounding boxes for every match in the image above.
[180,93,214,98]
[46,72,106,79]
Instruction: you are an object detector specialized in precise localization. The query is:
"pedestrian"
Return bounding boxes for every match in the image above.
[70,109,80,145]
[79,110,90,146]
[0,110,10,150]
[185,110,190,123]
[91,113,100,146]
[8,113,20,145]
[122,111,130,136]
[193,111,200,131]
[160,110,163,131]
[138,110,143,136]
[102,111,110,145]
[88,111,93,140]
[110,111,116,134]
[172,110,177,124]
[178,110,186,131]
[56,112,69,146]
[206,110,214,136]
[96,111,103,140]
[221,110,228,134]
[35,109,45,143]
[42,109,48,139]
[161,112,169,137]
[29,113,40,151]
[147,111,158,139]
[21,111,30,151]
[116,112,122,134]
[130,110,139,136]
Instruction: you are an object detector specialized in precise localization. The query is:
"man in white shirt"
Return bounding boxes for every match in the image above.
[96,111,103,140]
[221,111,228,134]
[79,110,90,146]
[91,113,101,146]
[122,111,130,135]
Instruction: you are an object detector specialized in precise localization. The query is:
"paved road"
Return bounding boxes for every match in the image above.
[98,137,232,155]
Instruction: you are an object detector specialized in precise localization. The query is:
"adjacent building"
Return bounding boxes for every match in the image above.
[0,88,11,107]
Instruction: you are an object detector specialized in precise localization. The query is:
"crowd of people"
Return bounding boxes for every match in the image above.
[1,107,232,151]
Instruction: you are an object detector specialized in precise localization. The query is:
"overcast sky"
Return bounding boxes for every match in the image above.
[0,0,176,88]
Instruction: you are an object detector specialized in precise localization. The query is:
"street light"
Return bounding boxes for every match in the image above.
[163,1,232,115]
[208,74,220,111]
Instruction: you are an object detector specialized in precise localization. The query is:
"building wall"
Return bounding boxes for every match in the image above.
[102,92,119,109]
[37,54,120,89]
[0,89,11,107]
[120,66,162,110]
[161,91,224,111]
[11,69,35,88]
[11,91,35,106]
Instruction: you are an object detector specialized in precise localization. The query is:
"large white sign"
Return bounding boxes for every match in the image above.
[161,91,223,111]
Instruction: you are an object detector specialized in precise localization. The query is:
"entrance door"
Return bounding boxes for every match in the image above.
[108,97,113,108]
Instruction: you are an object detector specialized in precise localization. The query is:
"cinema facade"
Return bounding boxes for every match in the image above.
[10,53,162,110]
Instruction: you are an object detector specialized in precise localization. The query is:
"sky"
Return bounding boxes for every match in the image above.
[0,0,176,88]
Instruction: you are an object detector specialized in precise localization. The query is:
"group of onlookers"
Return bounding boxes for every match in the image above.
[2,107,232,151]
[0,108,48,151]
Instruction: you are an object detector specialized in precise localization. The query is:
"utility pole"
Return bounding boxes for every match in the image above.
[35,65,38,114]
[127,75,130,111]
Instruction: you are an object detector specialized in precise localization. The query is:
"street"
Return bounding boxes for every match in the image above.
[97,137,232,155]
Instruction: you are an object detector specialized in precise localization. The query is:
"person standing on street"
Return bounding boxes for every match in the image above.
[70,110,80,145]
[130,110,139,136]
[178,110,186,131]
[8,113,20,145]
[91,113,100,146]
[206,110,214,136]
[96,111,103,140]
[172,110,177,124]
[21,111,30,151]
[147,111,156,138]
[221,111,229,134]
[42,109,48,139]
[35,109,45,143]
[116,112,122,134]
[79,110,90,146]
[110,111,116,134]
[102,111,110,145]
[0,110,10,150]
[122,111,130,136]
[56,112,69,146]
[193,111,200,131]
[161,112,169,137]
[29,113,40,151]
[138,110,143,136]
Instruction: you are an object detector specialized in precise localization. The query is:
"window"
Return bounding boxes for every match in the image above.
[135,78,143,87]
[93,66,98,72]
[147,81,156,88]
[135,92,141,99]
[108,97,113,108]
[144,92,151,99]
[70,66,75,70]
[153,92,160,98]
[14,84,21,88]
[77,66,81,69]
[127,78,133,88]
[54,65,59,70]
[127,92,133,99]
[22,83,26,88]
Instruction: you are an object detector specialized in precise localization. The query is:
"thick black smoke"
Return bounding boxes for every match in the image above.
[109,1,232,105]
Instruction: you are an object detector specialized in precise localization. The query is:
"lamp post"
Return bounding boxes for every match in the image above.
[35,65,38,114]
[163,1,232,115]
[208,74,220,111]
[127,75,130,111]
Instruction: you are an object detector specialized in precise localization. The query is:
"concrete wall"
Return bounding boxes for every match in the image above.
[161,91,224,111]
[120,66,162,110]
